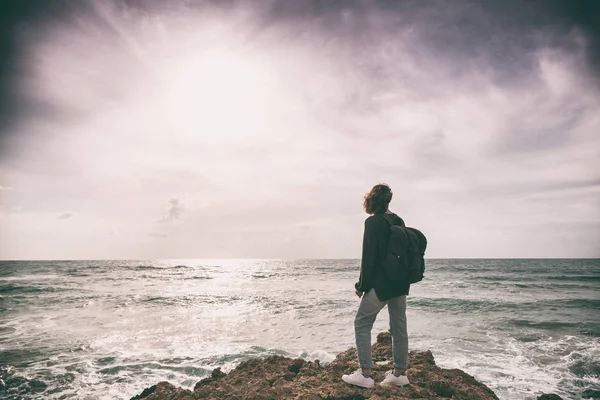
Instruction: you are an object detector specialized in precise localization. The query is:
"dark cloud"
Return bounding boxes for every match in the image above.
[158,198,184,223]
[546,0,600,73]
[259,0,599,76]
[1,0,598,153]
[0,1,71,145]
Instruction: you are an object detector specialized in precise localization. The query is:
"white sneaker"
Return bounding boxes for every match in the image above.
[341,369,375,388]
[380,370,410,386]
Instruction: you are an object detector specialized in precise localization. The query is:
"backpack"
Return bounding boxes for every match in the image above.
[381,214,427,284]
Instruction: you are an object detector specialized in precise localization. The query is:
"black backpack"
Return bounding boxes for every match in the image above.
[381,214,427,284]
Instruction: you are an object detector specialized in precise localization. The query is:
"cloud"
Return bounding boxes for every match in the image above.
[158,198,185,224]
[0,0,598,259]
[57,212,75,219]
[149,231,168,238]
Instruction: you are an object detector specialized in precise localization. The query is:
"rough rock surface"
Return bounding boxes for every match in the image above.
[537,394,564,400]
[583,389,600,399]
[131,332,500,400]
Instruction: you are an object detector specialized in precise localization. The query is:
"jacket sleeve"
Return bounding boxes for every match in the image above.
[355,217,378,292]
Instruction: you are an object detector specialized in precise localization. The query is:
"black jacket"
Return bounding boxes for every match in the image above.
[355,213,410,301]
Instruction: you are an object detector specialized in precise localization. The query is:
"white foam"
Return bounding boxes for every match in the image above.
[299,349,336,363]
[425,332,600,400]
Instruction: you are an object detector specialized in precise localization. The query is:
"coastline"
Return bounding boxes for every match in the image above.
[131,332,503,400]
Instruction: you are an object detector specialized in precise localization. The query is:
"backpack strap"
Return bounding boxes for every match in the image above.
[383,214,410,257]
[381,213,394,227]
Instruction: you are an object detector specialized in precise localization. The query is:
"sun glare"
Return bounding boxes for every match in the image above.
[164,48,273,144]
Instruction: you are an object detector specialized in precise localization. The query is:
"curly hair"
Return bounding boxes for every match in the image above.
[363,184,393,215]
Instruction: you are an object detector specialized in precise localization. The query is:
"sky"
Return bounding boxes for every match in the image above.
[0,0,599,260]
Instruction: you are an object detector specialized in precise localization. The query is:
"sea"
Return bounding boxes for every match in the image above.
[0,259,598,400]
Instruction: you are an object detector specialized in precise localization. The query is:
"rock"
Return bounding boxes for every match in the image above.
[537,394,564,400]
[211,368,226,380]
[583,389,600,399]
[288,359,305,374]
[131,384,157,400]
[132,332,500,400]
[131,382,195,400]
[193,368,227,391]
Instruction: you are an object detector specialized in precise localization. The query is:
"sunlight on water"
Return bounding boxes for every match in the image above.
[0,259,599,399]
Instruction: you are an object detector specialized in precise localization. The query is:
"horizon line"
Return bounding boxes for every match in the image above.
[1,257,598,262]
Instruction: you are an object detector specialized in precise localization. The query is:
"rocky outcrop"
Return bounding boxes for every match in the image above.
[537,394,564,400]
[131,332,499,400]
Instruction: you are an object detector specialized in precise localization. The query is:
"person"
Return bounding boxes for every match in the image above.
[342,183,410,388]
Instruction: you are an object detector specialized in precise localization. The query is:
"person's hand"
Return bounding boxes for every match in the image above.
[355,290,363,298]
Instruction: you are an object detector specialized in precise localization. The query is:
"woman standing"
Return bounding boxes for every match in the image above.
[342,184,410,388]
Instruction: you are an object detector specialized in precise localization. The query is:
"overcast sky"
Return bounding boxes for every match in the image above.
[0,0,598,259]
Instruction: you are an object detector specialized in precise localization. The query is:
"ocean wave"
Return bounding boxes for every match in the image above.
[547,299,600,310]
[469,275,524,282]
[298,349,335,363]
[97,362,209,377]
[138,294,241,306]
[251,273,279,279]
[201,346,292,366]
[568,357,600,379]
[581,327,600,338]
[466,274,600,285]
[512,332,547,343]
[0,349,48,368]
[512,282,595,289]
[183,276,213,280]
[65,268,92,277]
[546,275,600,282]
[507,319,600,337]
[0,283,66,295]
[0,367,47,400]
[509,320,582,330]
[131,265,162,270]
[410,297,516,312]
[129,264,192,271]
[314,266,350,272]
[0,327,16,344]
[410,297,600,313]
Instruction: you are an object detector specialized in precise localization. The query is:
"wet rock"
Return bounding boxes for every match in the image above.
[211,368,226,380]
[430,380,454,397]
[131,382,195,400]
[583,389,600,399]
[133,332,500,400]
[130,384,157,400]
[537,394,564,400]
[194,368,227,391]
[288,359,305,374]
